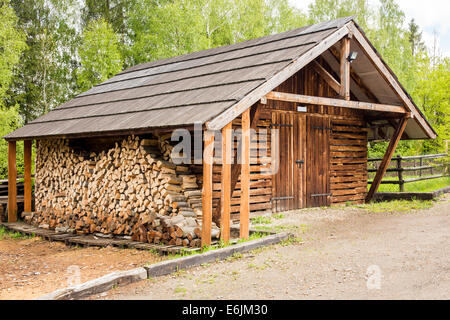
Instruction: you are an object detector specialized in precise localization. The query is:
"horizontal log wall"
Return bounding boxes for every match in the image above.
[329,118,368,204]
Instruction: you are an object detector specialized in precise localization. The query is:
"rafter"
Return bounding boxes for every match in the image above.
[311,60,341,95]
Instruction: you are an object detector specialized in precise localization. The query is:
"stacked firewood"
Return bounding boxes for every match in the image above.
[158,133,174,161]
[28,135,220,247]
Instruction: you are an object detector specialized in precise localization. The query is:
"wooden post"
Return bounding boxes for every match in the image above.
[212,104,262,222]
[419,157,423,177]
[397,157,404,192]
[340,37,351,100]
[220,123,232,243]
[8,141,17,222]
[201,130,215,247]
[240,109,250,239]
[24,140,32,213]
[366,117,408,202]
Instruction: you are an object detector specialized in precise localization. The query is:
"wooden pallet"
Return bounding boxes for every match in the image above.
[0,222,201,255]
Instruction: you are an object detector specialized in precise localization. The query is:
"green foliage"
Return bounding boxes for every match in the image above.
[0,0,26,105]
[408,19,425,57]
[128,0,306,65]
[412,56,449,153]
[77,18,123,92]
[0,106,23,178]
[7,0,80,122]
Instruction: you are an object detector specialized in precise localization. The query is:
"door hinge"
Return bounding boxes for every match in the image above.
[271,196,294,201]
[271,123,293,128]
[311,126,332,131]
[310,193,332,197]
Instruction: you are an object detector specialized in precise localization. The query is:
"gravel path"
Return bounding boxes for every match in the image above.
[93,195,450,300]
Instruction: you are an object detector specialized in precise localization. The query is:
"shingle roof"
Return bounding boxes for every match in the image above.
[4,17,354,140]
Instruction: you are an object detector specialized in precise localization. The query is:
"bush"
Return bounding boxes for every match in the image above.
[0,106,24,179]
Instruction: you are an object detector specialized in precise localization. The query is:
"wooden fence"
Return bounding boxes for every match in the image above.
[368,153,449,192]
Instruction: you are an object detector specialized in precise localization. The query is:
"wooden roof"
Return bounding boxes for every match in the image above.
[4,17,436,140]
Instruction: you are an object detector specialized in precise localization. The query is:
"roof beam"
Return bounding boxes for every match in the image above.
[340,37,351,100]
[347,23,436,139]
[265,91,409,114]
[206,24,350,131]
[311,60,341,94]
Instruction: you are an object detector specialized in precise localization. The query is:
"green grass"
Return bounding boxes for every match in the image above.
[355,199,434,213]
[250,216,273,224]
[373,176,450,193]
[0,226,34,240]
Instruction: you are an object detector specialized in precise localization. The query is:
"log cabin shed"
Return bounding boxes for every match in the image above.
[3,17,436,246]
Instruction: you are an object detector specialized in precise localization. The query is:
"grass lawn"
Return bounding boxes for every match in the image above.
[372,176,450,193]
[354,199,435,213]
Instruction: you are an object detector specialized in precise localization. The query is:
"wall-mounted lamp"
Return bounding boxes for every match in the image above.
[347,51,358,63]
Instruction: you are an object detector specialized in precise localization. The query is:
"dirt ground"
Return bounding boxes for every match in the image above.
[0,238,164,300]
[92,194,450,300]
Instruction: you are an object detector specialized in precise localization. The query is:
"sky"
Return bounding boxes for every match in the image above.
[289,0,450,57]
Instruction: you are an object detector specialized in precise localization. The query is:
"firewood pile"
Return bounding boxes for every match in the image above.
[26,135,220,247]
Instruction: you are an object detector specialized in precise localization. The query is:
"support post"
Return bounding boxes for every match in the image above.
[24,140,32,213]
[240,109,250,239]
[220,123,232,243]
[419,157,423,177]
[212,104,262,222]
[340,37,351,100]
[201,130,215,247]
[366,117,408,202]
[8,141,17,222]
[397,157,404,192]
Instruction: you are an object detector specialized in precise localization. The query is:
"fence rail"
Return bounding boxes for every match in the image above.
[368,153,449,192]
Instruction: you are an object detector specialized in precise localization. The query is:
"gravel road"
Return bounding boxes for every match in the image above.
[93,195,450,300]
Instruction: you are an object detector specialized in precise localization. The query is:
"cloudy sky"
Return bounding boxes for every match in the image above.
[289,0,450,57]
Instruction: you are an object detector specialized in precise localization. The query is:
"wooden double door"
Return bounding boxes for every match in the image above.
[271,111,330,212]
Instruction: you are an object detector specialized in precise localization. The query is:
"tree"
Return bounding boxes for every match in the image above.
[77,18,123,92]
[0,0,26,106]
[307,0,372,31]
[0,0,26,179]
[413,55,450,153]
[0,106,24,179]
[128,0,308,65]
[7,0,80,123]
[408,19,425,57]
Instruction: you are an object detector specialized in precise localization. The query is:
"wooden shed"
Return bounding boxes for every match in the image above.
[3,17,436,246]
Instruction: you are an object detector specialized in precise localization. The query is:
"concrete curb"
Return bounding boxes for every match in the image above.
[36,232,291,300]
[374,186,450,201]
[36,267,148,300]
[145,232,291,278]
